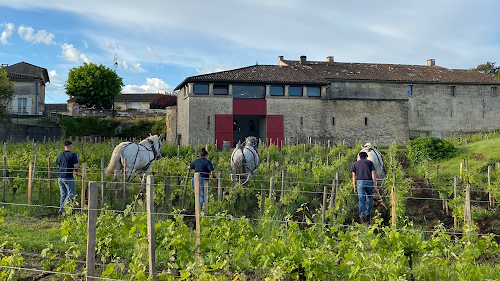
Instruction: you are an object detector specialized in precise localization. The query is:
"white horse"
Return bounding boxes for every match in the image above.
[231,136,260,184]
[106,134,163,191]
[358,142,386,181]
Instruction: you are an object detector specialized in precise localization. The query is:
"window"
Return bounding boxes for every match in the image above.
[300,117,303,126]
[18,98,28,114]
[288,86,302,96]
[408,85,413,96]
[307,87,321,97]
[232,85,265,99]
[213,85,228,95]
[492,87,497,97]
[332,117,335,126]
[270,86,284,96]
[365,117,368,126]
[451,86,455,96]
[194,84,209,95]
[233,120,237,132]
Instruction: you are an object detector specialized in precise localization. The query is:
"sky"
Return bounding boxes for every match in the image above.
[0,0,499,104]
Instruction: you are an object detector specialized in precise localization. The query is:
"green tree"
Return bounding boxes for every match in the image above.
[472,62,499,77]
[0,66,15,122]
[65,62,124,110]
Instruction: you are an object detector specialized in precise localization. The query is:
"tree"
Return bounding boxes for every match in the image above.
[150,92,177,109]
[65,62,124,110]
[472,62,499,77]
[0,66,14,121]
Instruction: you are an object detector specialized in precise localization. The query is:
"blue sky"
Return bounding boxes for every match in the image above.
[1,0,499,104]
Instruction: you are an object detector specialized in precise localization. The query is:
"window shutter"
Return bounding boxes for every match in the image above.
[11,98,17,113]
[27,98,32,115]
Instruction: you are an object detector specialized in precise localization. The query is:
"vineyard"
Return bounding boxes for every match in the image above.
[1,133,500,280]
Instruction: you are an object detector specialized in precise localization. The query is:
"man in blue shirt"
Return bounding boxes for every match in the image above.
[56,140,80,213]
[188,148,215,211]
[351,152,379,223]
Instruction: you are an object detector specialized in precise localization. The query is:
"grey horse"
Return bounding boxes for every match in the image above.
[230,136,260,184]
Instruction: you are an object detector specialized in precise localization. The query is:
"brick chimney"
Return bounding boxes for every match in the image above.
[427,59,435,66]
[326,56,334,62]
[300,56,307,65]
[278,56,287,66]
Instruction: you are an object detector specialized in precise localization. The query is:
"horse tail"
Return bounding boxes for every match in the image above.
[106,145,126,175]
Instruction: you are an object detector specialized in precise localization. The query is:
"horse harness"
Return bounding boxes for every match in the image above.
[232,145,258,174]
[121,139,161,182]
[366,147,387,176]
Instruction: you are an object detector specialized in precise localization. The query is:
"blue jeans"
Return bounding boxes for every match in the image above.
[59,178,76,212]
[191,178,209,211]
[357,180,374,218]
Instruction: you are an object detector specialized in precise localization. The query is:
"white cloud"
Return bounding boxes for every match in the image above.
[196,63,233,75]
[146,46,162,61]
[60,43,91,63]
[114,55,147,72]
[122,78,172,93]
[131,63,147,73]
[82,40,89,49]
[49,70,63,87]
[17,25,55,45]
[103,40,120,50]
[0,23,14,45]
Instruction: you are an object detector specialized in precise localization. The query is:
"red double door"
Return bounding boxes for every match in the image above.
[215,114,283,149]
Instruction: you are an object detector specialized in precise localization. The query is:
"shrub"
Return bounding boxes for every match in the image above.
[407,137,456,164]
[150,92,177,109]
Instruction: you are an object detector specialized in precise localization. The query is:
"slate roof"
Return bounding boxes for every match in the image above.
[7,72,43,81]
[175,59,500,90]
[5,62,50,84]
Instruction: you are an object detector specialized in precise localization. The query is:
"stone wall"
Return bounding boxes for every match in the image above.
[165,106,177,143]
[0,124,63,143]
[267,97,408,146]
[327,81,500,138]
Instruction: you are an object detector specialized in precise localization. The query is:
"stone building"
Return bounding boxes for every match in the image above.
[67,93,157,116]
[173,56,500,148]
[4,62,50,115]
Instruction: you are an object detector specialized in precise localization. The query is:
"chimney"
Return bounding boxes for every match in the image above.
[427,59,435,66]
[1,64,8,67]
[326,56,334,63]
[300,56,307,65]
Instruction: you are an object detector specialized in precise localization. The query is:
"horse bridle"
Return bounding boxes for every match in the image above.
[147,138,162,160]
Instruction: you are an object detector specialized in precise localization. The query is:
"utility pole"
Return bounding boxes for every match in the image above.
[113,54,118,118]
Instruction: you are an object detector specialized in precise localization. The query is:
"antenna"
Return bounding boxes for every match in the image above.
[114,54,118,69]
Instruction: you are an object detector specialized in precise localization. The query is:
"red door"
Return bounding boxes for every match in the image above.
[215,114,233,149]
[267,115,284,148]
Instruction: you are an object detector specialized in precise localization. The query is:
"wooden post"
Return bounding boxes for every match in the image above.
[330,172,339,209]
[267,151,270,169]
[32,153,38,184]
[81,163,87,213]
[488,165,494,209]
[322,186,327,224]
[425,158,429,189]
[1,156,5,203]
[260,183,265,217]
[459,162,463,180]
[391,186,397,228]
[204,180,209,214]
[194,173,201,266]
[100,158,105,206]
[86,181,98,281]
[231,177,236,212]
[177,145,180,158]
[281,170,285,198]
[182,170,189,208]
[146,175,156,280]
[269,177,274,201]
[48,157,52,205]
[465,183,472,231]
[454,176,458,230]
[217,171,222,201]
[165,173,170,210]
[122,157,127,209]
[28,163,32,205]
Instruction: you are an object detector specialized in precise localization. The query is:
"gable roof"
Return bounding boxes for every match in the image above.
[5,62,50,84]
[175,58,500,90]
[68,93,157,103]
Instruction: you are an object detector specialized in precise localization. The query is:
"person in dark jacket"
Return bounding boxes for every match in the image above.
[352,151,379,222]
[188,148,216,210]
[56,140,80,213]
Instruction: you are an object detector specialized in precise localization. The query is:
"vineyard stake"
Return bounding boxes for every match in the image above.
[182,170,190,208]
[100,158,105,206]
[269,177,274,201]
[32,153,38,184]
[281,170,285,199]
[81,163,87,213]
[231,177,236,213]
[454,176,458,230]
[28,163,32,206]
[217,170,222,201]
[177,145,180,158]
[330,171,339,209]
[48,157,52,205]
[391,186,396,228]
[122,157,127,210]
[165,172,170,211]
[260,183,265,217]
[146,175,156,280]
[2,156,6,203]
[465,183,472,231]
[322,185,327,224]
[194,173,201,267]
[204,180,209,214]
[86,181,97,281]
[488,165,494,209]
